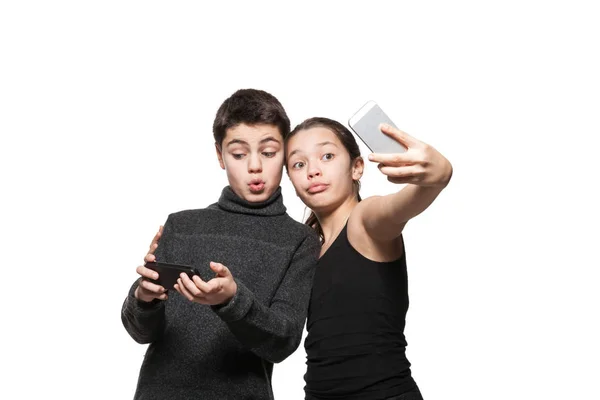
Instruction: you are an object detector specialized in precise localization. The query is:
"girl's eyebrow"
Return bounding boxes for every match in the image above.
[316,141,338,148]
[288,141,337,158]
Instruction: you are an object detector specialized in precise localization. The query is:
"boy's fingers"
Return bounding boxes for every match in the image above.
[139,279,165,294]
[137,265,159,280]
[210,262,231,277]
[179,274,199,296]
[192,275,212,292]
[175,282,194,302]
[148,232,161,251]
[204,278,224,294]
[180,273,210,297]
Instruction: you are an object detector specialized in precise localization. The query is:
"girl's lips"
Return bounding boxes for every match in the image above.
[308,184,328,194]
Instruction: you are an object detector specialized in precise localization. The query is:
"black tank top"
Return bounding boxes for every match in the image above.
[304,224,417,400]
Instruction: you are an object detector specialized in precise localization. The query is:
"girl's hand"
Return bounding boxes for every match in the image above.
[368,124,452,187]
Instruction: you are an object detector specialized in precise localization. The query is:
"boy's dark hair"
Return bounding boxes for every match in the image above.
[212,89,291,146]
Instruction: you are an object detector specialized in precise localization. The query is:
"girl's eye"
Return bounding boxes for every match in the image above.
[292,161,305,169]
[232,154,245,160]
[262,152,276,158]
[322,153,334,161]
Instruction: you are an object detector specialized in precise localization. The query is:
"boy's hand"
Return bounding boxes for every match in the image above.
[175,262,238,306]
[143,225,163,264]
[134,226,168,302]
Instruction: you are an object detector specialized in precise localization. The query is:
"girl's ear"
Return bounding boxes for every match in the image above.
[352,157,364,180]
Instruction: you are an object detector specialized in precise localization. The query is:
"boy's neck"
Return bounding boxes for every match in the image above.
[217,185,286,216]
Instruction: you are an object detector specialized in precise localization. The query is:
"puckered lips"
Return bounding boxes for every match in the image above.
[249,179,266,193]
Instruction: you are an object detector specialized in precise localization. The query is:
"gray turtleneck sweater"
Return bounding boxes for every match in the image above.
[121,186,320,400]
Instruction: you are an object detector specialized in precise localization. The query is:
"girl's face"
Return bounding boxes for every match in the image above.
[286,127,363,214]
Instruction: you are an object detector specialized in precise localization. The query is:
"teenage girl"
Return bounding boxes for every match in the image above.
[285,117,452,400]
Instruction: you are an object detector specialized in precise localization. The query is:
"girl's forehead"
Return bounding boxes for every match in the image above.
[289,127,340,147]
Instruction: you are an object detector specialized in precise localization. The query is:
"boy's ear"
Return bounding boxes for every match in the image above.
[352,157,364,180]
[215,143,225,170]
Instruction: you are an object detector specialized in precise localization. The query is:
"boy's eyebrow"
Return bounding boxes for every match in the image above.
[226,136,281,147]
[287,141,337,158]
[226,139,248,147]
[260,136,281,145]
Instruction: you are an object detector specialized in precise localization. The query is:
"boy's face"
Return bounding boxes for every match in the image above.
[216,123,285,203]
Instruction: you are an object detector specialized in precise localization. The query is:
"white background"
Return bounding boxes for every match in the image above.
[1,1,599,399]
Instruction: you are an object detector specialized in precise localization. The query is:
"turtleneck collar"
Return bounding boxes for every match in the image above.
[216,186,287,216]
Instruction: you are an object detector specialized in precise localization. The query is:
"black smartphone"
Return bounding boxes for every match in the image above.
[145,261,198,290]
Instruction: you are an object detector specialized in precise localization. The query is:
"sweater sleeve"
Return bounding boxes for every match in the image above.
[120,280,166,344]
[120,216,173,344]
[211,232,320,363]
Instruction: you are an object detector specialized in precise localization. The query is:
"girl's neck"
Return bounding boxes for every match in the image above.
[316,197,359,245]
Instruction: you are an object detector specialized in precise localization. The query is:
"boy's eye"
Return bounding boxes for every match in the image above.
[262,152,276,158]
[322,153,334,161]
[232,154,245,160]
[292,161,305,169]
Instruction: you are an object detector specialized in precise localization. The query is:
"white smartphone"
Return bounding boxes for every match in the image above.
[348,101,407,154]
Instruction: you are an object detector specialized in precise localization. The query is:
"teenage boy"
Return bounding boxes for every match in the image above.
[121,89,320,400]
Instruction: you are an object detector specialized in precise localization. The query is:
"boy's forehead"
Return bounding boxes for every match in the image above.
[223,123,283,145]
